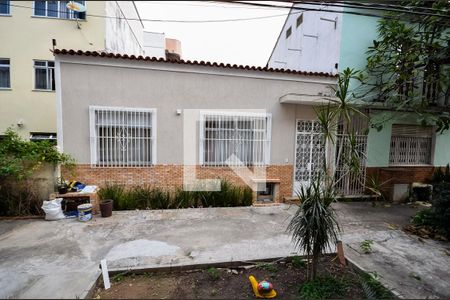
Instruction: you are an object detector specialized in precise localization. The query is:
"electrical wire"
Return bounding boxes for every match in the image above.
[225,1,449,19]
[8,2,295,23]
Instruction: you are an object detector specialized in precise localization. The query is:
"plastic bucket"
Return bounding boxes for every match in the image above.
[77,203,93,222]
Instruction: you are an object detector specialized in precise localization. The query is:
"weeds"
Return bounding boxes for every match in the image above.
[256,262,279,273]
[291,256,307,268]
[360,239,374,254]
[299,276,346,300]
[360,272,394,299]
[206,267,220,281]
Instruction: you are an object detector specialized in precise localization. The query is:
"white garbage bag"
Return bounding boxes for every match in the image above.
[42,198,65,221]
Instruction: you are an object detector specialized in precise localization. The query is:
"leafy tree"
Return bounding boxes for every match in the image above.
[361,0,450,132]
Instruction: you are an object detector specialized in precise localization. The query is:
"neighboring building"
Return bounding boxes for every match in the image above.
[268,4,450,199]
[267,3,343,74]
[55,49,337,202]
[0,1,144,140]
[143,31,182,60]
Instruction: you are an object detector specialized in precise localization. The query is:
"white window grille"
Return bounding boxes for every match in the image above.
[34,60,54,90]
[389,124,433,165]
[199,111,271,166]
[89,106,156,167]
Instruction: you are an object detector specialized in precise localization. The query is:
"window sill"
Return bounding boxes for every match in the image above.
[387,164,433,168]
[0,14,11,17]
[32,89,55,93]
[31,15,86,21]
[0,88,12,91]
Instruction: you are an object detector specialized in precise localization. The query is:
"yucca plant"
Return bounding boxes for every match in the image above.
[287,177,340,280]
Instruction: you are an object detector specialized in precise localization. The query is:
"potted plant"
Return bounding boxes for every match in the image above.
[57,177,69,194]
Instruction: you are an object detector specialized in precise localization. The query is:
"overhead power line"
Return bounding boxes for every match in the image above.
[223,1,449,19]
[8,3,293,23]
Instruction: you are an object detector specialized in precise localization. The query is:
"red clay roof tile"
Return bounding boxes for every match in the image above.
[53,49,337,78]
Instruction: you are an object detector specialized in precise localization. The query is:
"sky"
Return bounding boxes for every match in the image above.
[135,1,290,67]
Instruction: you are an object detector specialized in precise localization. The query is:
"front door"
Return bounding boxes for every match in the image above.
[293,120,325,196]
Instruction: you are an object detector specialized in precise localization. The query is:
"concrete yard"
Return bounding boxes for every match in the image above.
[336,202,450,299]
[0,203,449,299]
[0,206,298,299]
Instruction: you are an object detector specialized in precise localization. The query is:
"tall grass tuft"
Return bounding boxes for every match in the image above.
[98,180,253,211]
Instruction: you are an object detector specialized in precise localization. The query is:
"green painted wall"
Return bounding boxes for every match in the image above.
[338,10,450,168]
[366,111,450,167]
[338,9,379,73]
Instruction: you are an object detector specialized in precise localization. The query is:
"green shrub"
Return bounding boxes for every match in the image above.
[299,276,346,300]
[432,182,450,238]
[98,180,253,211]
[149,188,172,209]
[0,129,74,216]
[98,184,126,210]
[411,208,434,226]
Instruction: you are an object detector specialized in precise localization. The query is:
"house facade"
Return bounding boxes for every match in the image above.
[268,4,450,197]
[55,49,337,202]
[0,1,144,140]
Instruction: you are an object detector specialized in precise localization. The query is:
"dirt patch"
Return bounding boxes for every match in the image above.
[93,257,368,299]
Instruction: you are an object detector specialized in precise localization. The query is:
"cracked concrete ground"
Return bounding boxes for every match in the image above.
[335,202,450,299]
[0,203,449,299]
[0,206,298,299]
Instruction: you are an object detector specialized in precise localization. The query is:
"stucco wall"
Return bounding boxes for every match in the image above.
[367,110,450,167]
[57,55,335,165]
[105,1,144,56]
[267,4,342,74]
[0,1,106,138]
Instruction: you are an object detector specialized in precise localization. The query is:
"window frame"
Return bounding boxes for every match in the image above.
[388,124,434,166]
[0,0,10,15]
[33,60,55,91]
[0,58,11,89]
[199,110,272,167]
[32,1,86,20]
[89,106,157,167]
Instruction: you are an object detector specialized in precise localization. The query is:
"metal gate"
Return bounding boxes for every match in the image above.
[334,115,368,196]
[293,120,325,195]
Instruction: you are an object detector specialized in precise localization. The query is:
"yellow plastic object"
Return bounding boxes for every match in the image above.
[249,275,277,298]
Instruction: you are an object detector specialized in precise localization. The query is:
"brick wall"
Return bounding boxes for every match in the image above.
[366,166,436,197]
[62,164,294,203]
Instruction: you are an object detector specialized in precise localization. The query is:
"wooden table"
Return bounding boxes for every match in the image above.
[50,189,100,214]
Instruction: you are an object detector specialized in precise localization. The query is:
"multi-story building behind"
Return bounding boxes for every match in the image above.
[0,1,145,140]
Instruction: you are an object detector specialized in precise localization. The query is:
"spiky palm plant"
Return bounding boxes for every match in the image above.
[287,177,341,280]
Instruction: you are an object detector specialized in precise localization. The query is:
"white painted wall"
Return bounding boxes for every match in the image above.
[105,1,144,55]
[143,31,166,58]
[267,4,342,74]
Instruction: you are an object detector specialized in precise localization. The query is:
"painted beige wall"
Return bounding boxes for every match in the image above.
[58,55,335,165]
[0,1,106,138]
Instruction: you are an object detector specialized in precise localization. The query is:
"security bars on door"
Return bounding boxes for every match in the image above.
[389,124,433,165]
[89,106,156,167]
[200,112,271,166]
[334,115,368,196]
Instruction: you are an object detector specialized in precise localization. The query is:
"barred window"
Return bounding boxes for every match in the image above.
[200,112,271,166]
[89,106,156,167]
[389,124,433,165]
